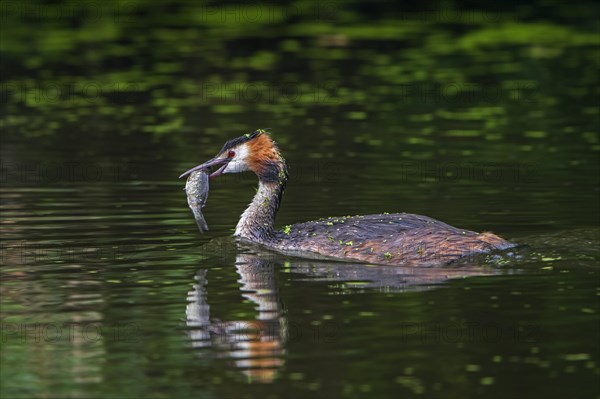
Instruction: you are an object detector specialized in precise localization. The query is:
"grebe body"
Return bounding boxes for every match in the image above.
[180,130,515,266]
[267,213,514,266]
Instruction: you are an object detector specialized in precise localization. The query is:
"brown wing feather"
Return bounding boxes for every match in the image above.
[273,213,514,266]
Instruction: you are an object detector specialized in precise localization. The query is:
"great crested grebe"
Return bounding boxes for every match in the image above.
[180,130,515,266]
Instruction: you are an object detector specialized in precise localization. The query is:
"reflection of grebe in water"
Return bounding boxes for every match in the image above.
[180,130,515,266]
[185,242,501,382]
[186,249,287,383]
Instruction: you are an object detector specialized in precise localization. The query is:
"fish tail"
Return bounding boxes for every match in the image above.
[191,208,209,232]
[195,216,209,232]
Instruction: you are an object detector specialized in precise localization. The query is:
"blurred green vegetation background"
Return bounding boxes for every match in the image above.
[2,0,598,229]
[1,0,598,141]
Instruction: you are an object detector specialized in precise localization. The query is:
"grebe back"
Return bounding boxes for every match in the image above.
[180,130,515,266]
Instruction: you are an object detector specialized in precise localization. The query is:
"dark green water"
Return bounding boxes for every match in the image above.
[1,1,599,398]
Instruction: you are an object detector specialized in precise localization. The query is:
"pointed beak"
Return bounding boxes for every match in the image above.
[178,157,231,179]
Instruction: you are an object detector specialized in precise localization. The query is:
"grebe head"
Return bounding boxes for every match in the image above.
[179,129,286,184]
[180,129,288,241]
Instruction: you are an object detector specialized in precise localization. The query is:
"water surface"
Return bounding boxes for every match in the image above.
[1,1,599,398]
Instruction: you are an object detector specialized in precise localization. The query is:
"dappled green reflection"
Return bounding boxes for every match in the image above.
[1,0,599,398]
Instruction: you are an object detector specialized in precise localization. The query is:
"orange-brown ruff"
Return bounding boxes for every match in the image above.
[181,130,515,266]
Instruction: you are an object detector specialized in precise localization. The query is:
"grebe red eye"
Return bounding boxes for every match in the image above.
[228,150,235,158]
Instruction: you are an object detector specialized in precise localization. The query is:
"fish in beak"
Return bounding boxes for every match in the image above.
[179,157,231,180]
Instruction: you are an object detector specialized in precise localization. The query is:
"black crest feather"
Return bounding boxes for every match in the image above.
[218,129,267,154]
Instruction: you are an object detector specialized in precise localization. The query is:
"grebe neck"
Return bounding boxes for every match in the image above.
[234,163,287,242]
